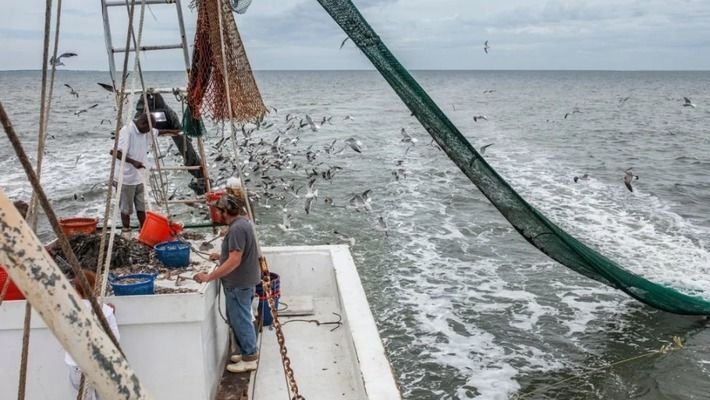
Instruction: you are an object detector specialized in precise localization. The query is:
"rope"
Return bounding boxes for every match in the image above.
[512,336,685,399]
[98,0,155,298]
[17,1,54,397]
[95,0,139,296]
[0,277,10,305]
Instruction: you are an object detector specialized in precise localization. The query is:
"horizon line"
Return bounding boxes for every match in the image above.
[1,68,710,73]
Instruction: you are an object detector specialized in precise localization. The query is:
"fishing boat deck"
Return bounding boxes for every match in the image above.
[0,244,400,399]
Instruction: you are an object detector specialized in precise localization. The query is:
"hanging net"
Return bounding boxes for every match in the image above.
[188,0,267,122]
[316,0,710,315]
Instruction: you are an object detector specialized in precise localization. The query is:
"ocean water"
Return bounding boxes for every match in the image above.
[2,69,710,399]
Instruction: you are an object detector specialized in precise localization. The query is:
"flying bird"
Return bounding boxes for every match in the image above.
[74,103,98,116]
[573,174,589,183]
[400,128,417,146]
[305,114,320,132]
[340,37,350,49]
[623,168,639,192]
[49,52,78,67]
[375,215,389,237]
[97,82,115,93]
[479,143,494,155]
[563,108,581,119]
[344,137,363,153]
[64,84,79,98]
[473,115,488,122]
[683,97,696,108]
[483,40,490,54]
[304,178,318,214]
[349,189,372,212]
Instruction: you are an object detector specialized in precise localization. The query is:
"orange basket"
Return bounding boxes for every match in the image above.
[138,211,183,247]
[59,217,98,238]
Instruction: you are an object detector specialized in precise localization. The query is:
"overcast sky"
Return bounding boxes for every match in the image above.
[1,0,709,71]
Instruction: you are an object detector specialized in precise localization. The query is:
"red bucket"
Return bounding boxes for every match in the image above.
[59,217,98,238]
[137,211,183,247]
[0,265,25,301]
[206,191,225,224]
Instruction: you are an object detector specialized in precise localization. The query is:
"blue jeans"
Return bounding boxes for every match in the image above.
[223,286,257,356]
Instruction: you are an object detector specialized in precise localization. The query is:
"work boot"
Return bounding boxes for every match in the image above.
[230,352,258,363]
[226,354,258,373]
[121,229,132,240]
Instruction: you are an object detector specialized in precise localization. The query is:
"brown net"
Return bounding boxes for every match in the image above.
[188,0,267,122]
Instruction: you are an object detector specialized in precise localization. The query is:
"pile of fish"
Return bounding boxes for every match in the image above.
[49,233,152,277]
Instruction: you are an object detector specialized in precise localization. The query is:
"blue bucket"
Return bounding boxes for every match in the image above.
[255,273,280,326]
[109,273,156,296]
[154,240,191,268]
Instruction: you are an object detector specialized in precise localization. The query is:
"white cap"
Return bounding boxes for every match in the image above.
[226,177,242,189]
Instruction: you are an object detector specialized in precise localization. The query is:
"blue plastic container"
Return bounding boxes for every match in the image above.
[109,273,156,296]
[154,240,191,268]
[255,273,280,326]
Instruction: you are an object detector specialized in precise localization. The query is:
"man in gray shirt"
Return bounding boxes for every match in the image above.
[193,194,260,373]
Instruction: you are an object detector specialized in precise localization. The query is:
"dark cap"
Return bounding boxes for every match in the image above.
[214,194,245,215]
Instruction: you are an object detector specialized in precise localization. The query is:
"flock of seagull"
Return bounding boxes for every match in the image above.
[54,44,702,240]
[195,110,401,240]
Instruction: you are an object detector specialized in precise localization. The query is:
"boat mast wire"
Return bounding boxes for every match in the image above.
[95,0,141,294]
[17,0,59,397]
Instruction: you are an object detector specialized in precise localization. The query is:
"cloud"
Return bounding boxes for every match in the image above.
[0,0,709,70]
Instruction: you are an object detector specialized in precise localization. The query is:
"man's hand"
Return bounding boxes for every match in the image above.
[209,253,220,261]
[132,160,145,169]
[193,272,211,283]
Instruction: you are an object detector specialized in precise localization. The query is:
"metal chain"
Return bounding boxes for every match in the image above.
[259,257,304,400]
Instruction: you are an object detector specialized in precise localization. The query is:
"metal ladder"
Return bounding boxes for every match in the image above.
[99,0,212,210]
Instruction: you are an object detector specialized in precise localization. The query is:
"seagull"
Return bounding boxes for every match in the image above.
[473,115,488,122]
[277,210,294,232]
[74,103,98,116]
[344,137,363,153]
[64,84,79,98]
[344,115,355,121]
[623,168,639,192]
[304,178,318,214]
[333,230,356,247]
[375,215,389,237]
[683,97,696,108]
[479,143,494,155]
[483,89,496,94]
[573,173,589,183]
[49,52,78,67]
[618,96,631,104]
[483,40,490,54]
[349,190,372,212]
[97,82,115,92]
[400,128,418,145]
[564,108,582,119]
[340,37,350,49]
[305,114,320,132]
